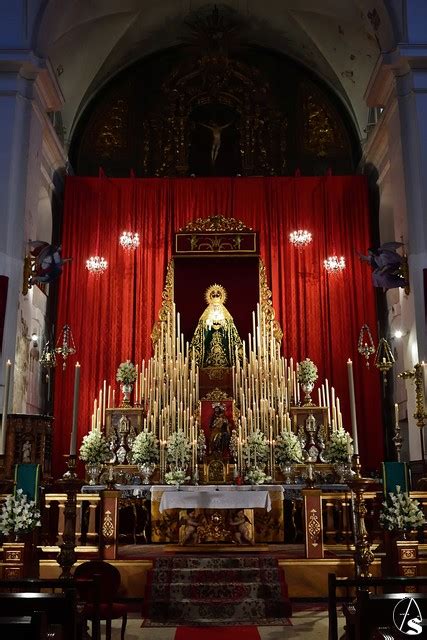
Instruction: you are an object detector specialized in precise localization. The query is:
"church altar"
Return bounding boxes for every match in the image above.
[153,484,282,512]
[150,484,284,544]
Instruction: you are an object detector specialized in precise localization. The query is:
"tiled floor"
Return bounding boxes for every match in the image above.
[103,607,345,639]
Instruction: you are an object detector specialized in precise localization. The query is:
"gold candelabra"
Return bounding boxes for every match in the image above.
[348,454,375,578]
[398,363,427,463]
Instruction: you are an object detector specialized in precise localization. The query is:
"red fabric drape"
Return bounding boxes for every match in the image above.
[54,176,383,474]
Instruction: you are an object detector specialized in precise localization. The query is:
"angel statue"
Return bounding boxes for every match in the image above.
[27,241,72,286]
[190,284,243,369]
[358,242,408,291]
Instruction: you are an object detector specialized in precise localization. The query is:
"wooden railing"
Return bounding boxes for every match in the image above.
[1,487,427,562]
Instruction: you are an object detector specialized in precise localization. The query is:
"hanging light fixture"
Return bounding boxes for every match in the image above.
[357,324,376,367]
[119,231,140,251]
[289,229,312,247]
[323,255,346,273]
[40,340,57,369]
[374,337,395,379]
[85,256,108,274]
[55,324,76,370]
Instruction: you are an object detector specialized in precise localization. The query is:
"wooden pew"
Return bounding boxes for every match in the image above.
[0,611,48,639]
[0,591,78,640]
[0,577,101,640]
[328,574,427,640]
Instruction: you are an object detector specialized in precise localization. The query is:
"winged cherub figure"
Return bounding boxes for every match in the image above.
[28,241,72,286]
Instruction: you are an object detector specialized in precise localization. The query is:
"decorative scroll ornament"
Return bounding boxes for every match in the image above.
[179,215,252,233]
[374,337,395,378]
[259,260,283,343]
[151,259,174,346]
[308,508,321,547]
[357,324,376,368]
[55,324,76,370]
[102,510,115,542]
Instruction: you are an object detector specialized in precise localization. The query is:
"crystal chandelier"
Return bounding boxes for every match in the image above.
[289,229,312,247]
[323,255,346,273]
[119,231,140,251]
[85,256,108,274]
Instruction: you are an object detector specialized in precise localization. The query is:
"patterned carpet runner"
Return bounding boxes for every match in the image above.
[174,626,261,639]
[145,555,292,626]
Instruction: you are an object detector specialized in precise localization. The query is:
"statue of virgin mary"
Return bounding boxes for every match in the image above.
[190,284,243,368]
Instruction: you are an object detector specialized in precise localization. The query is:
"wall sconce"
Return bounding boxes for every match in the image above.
[31,332,38,347]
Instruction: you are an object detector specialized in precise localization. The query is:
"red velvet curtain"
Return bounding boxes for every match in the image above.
[54,176,383,474]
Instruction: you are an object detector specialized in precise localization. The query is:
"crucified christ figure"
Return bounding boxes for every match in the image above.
[200,121,232,164]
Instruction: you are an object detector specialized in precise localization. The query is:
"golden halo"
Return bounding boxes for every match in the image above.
[205,283,227,305]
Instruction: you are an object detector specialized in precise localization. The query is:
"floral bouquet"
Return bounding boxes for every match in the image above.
[166,430,191,468]
[244,429,269,468]
[297,358,318,385]
[380,486,426,532]
[79,429,110,464]
[245,467,271,485]
[324,427,353,463]
[275,430,304,465]
[165,469,191,486]
[0,489,41,538]
[116,360,137,385]
[132,430,159,464]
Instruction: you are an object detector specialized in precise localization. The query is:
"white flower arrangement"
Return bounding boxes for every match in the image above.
[79,429,110,464]
[245,467,271,485]
[379,486,426,532]
[275,430,304,465]
[166,430,192,467]
[164,469,190,486]
[0,489,41,537]
[116,360,137,385]
[244,429,269,467]
[324,427,353,463]
[131,430,159,464]
[297,358,318,385]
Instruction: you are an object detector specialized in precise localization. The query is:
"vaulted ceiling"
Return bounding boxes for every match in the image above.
[35,1,399,143]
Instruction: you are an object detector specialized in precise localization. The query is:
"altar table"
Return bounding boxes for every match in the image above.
[150,485,284,543]
[156,485,274,513]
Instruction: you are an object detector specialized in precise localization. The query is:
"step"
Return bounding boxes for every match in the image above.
[152,567,281,584]
[154,556,277,570]
[151,580,284,600]
[149,597,292,622]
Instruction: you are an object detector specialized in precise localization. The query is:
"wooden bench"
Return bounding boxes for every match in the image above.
[0,611,48,639]
[328,574,427,640]
[0,577,102,640]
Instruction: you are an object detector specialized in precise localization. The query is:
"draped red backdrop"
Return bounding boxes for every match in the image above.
[54,175,383,474]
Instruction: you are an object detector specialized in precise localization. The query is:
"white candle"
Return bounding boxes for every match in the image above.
[394,402,399,428]
[70,362,81,456]
[0,359,12,456]
[347,359,359,455]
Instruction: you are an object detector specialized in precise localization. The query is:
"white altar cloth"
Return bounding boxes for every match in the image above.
[152,485,283,513]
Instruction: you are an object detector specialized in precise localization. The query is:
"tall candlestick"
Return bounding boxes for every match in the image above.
[0,359,12,456]
[347,359,359,454]
[70,362,81,456]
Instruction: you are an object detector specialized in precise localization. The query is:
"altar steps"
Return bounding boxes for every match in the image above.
[145,555,292,625]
